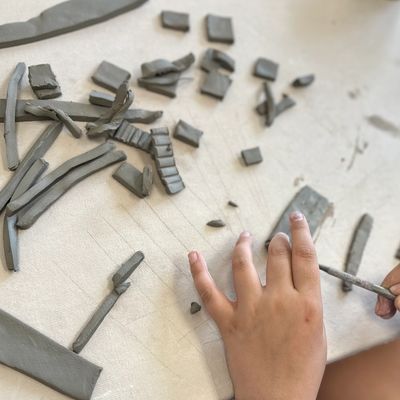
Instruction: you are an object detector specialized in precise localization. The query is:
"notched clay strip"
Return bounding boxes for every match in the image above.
[263,81,275,127]
[200,48,235,73]
[112,251,145,287]
[207,219,226,228]
[3,215,18,272]
[110,121,152,153]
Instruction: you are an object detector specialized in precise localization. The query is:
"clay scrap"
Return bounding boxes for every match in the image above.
[190,302,202,314]
[4,63,26,171]
[173,120,203,148]
[113,162,153,198]
[28,64,62,99]
[228,201,238,208]
[241,147,263,166]
[200,48,235,73]
[265,185,330,249]
[207,219,226,228]
[292,74,315,88]
[3,215,18,272]
[151,127,185,195]
[89,90,115,107]
[256,94,296,118]
[206,14,234,44]
[201,70,232,100]
[342,214,373,292]
[0,0,148,49]
[161,11,190,32]
[254,58,279,81]
[110,120,153,153]
[0,308,102,399]
[112,251,145,287]
[92,61,131,93]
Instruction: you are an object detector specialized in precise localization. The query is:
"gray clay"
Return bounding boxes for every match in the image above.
[142,165,153,196]
[112,251,145,287]
[201,48,235,73]
[4,62,26,171]
[92,61,131,93]
[33,87,62,100]
[158,166,179,178]
[138,80,178,98]
[0,308,102,399]
[153,145,173,158]
[89,91,115,107]
[112,162,146,199]
[25,103,82,138]
[201,70,232,100]
[3,215,18,272]
[28,64,61,99]
[161,11,190,32]
[138,72,181,87]
[8,141,115,216]
[111,120,152,153]
[0,0,148,49]
[72,283,130,354]
[17,150,127,229]
[156,156,176,169]
[342,214,373,292]
[228,201,238,208]
[165,180,185,195]
[263,82,276,127]
[256,94,295,119]
[174,120,203,148]
[190,302,202,314]
[241,147,263,166]
[292,74,315,88]
[206,14,234,44]
[0,122,62,213]
[207,219,226,228]
[396,245,400,260]
[254,58,279,81]
[141,59,180,78]
[265,185,330,249]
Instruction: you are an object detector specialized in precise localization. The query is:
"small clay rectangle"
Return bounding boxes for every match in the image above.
[153,145,173,158]
[174,120,203,148]
[142,165,153,196]
[241,147,263,166]
[206,14,234,44]
[158,166,179,178]
[200,70,232,100]
[28,64,58,90]
[166,179,185,195]
[254,58,279,81]
[113,162,145,198]
[89,90,115,107]
[161,11,190,32]
[92,61,131,93]
[156,157,176,169]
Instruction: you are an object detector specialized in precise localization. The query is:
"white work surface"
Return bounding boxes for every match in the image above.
[0,0,400,399]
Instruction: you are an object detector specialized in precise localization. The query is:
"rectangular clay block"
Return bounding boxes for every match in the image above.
[161,11,190,32]
[206,14,234,44]
[92,61,131,93]
[113,162,145,198]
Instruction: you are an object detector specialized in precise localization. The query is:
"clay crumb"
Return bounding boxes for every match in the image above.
[190,302,202,314]
[207,219,226,228]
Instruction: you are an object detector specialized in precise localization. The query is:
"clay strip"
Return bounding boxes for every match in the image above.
[112,251,145,287]
[3,215,18,272]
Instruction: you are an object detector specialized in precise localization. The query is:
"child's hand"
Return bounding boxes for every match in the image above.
[188,212,326,400]
[375,264,400,319]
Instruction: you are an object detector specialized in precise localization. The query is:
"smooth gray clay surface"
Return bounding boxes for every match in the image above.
[111,120,153,153]
[174,120,203,148]
[343,214,374,292]
[112,251,145,287]
[0,0,149,49]
[4,62,26,171]
[3,214,18,272]
[207,219,226,228]
[254,58,279,81]
[201,70,232,100]
[292,74,315,87]
[28,64,61,99]
[201,48,235,73]
[112,162,147,198]
[89,90,115,107]
[206,14,234,44]
[161,11,190,32]
[241,147,263,166]
[0,308,102,400]
[92,61,131,93]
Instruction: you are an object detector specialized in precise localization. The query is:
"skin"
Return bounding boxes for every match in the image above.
[188,212,327,400]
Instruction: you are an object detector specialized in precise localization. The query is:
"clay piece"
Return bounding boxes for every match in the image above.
[207,219,226,228]
[254,58,279,81]
[142,165,153,196]
[161,11,190,32]
[17,150,127,229]
[0,0,148,49]
[292,74,315,88]
[28,64,62,100]
[265,185,330,249]
[113,162,147,199]
[173,120,203,148]
[92,61,131,93]
[257,94,296,118]
[241,147,263,166]
[88,90,115,107]
[342,214,373,292]
[3,215,18,272]
[200,70,232,100]
[263,81,276,127]
[110,120,152,153]
[200,48,235,73]
[0,99,162,124]
[0,122,62,213]
[151,127,185,195]
[24,103,82,138]
[4,63,26,171]
[396,245,400,260]
[0,308,102,399]
[190,302,202,314]
[228,201,238,208]
[8,141,115,216]
[206,14,234,44]
[112,251,145,287]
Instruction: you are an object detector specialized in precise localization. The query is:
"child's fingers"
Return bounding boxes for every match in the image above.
[375,265,400,319]
[189,251,233,328]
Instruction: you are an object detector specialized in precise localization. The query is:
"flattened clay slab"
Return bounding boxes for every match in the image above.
[112,251,145,287]
[200,70,232,100]
[174,120,203,148]
[113,162,146,198]
[3,215,18,272]
[292,74,315,87]
[265,186,330,248]
[201,48,235,73]
[28,64,61,99]
[206,14,234,44]
[89,90,115,107]
[207,219,226,228]
[0,0,148,49]
[92,61,131,93]
[254,58,279,81]
[241,147,263,166]
[343,214,373,292]
[0,308,102,399]
[161,11,190,32]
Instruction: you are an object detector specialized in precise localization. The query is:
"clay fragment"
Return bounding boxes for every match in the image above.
[396,245,400,260]
[206,14,234,44]
[25,103,82,138]
[256,94,296,118]
[138,72,181,87]
[110,120,152,152]
[4,62,26,170]
[263,81,276,127]
[241,147,263,166]
[207,219,226,228]
[112,162,146,198]
[228,201,238,208]
[292,74,315,88]
[0,122,62,213]
[174,120,203,148]
[201,48,235,73]
[142,165,153,196]
[201,70,232,100]
[138,80,178,98]
[112,251,145,287]
[88,90,115,107]
[28,64,61,99]
[342,214,373,292]
[92,61,131,93]
[17,150,127,229]
[254,58,279,81]
[161,11,190,32]
[3,215,18,272]
[265,186,330,249]
[190,302,202,314]
[141,60,180,78]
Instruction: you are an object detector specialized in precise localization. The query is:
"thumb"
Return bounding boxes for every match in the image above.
[375,264,400,319]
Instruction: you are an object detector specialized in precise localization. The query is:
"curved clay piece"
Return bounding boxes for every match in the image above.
[141,59,180,78]
[7,141,115,216]
[17,150,127,229]
[190,302,202,314]
[0,0,149,49]
[3,215,18,272]
[207,219,226,228]
[201,49,235,73]
[292,74,315,87]
[4,63,26,171]
[138,72,181,87]
[112,251,145,287]
[0,122,62,213]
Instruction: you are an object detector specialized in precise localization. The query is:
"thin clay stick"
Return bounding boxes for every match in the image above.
[112,251,145,287]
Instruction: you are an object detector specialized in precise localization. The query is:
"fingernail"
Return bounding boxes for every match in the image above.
[188,251,198,263]
[390,284,400,295]
[290,211,304,222]
[240,231,251,238]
